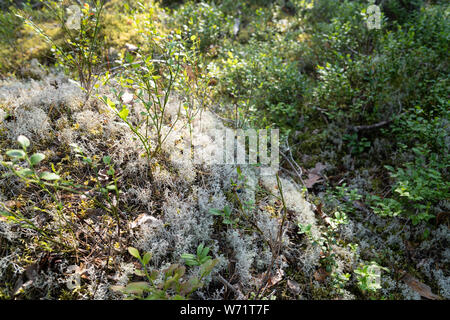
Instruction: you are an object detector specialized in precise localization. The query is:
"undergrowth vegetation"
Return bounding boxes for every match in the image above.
[0,0,448,300]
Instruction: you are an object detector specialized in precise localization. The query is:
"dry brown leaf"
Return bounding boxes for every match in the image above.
[208,78,218,86]
[310,162,327,175]
[287,279,301,295]
[184,64,197,82]
[267,269,285,288]
[304,173,323,188]
[315,203,329,221]
[313,268,329,282]
[4,200,21,209]
[304,163,327,188]
[402,272,441,300]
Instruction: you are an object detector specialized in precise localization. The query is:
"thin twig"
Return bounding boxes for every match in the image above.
[216,274,244,299]
[255,173,288,299]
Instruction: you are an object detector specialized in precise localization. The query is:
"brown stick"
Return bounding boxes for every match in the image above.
[351,119,393,132]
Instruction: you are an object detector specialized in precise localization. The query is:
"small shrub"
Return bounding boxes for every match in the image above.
[113,247,218,300]
[16,0,106,98]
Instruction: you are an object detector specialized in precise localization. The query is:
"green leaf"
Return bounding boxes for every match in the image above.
[223,205,231,216]
[142,252,152,266]
[181,253,197,266]
[104,96,116,109]
[174,266,186,278]
[103,156,111,165]
[125,52,135,64]
[17,135,30,149]
[150,270,158,281]
[30,153,45,166]
[164,264,180,277]
[146,291,167,300]
[122,281,151,294]
[163,277,176,291]
[0,210,14,220]
[202,246,210,257]
[17,168,34,177]
[39,172,61,181]
[181,253,196,260]
[106,184,117,191]
[6,149,26,159]
[200,258,218,278]
[134,269,145,277]
[179,277,201,296]
[199,256,211,264]
[128,247,141,259]
[209,208,222,216]
[197,243,204,257]
[119,107,129,120]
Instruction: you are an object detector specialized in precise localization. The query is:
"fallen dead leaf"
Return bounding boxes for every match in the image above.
[313,268,329,282]
[401,272,441,300]
[287,279,301,295]
[184,64,197,82]
[267,269,285,288]
[4,200,21,209]
[304,173,323,188]
[304,162,327,188]
[208,78,218,86]
[310,162,327,175]
[315,203,330,222]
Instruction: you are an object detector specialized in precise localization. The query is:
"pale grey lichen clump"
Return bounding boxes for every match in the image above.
[261,176,320,239]
[432,269,450,299]
[1,73,448,300]
[0,74,84,142]
[226,229,258,284]
[130,98,321,286]
[5,106,50,141]
[399,283,422,300]
[0,73,320,298]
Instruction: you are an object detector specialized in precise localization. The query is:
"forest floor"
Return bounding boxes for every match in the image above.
[0,0,448,300]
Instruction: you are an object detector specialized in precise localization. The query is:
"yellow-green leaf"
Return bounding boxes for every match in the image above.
[128,247,140,259]
[119,107,129,120]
